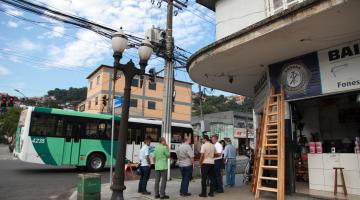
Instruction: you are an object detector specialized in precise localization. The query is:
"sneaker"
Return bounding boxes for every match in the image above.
[216,190,224,193]
[160,195,170,199]
[208,193,214,197]
[199,193,207,197]
[155,194,160,199]
[142,191,151,195]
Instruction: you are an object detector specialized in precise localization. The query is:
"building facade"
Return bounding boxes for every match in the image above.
[81,65,192,123]
[190,0,360,197]
[192,111,254,154]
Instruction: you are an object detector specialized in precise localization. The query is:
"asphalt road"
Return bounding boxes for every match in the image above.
[0,144,183,200]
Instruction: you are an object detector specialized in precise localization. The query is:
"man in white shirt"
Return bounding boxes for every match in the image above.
[138,137,152,195]
[199,135,215,197]
[211,135,224,193]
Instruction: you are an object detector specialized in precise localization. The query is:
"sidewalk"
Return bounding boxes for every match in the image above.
[69,174,317,200]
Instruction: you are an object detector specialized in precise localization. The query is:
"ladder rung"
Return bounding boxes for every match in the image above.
[267,123,277,126]
[268,120,277,124]
[258,186,278,193]
[264,155,278,160]
[267,138,278,141]
[265,148,278,151]
[266,134,278,137]
[269,103,277,106]
[261,165,278,170]
[265,144,278,147]
[268,129,278,132]
[268,112,278,116]
[260,176,278,181]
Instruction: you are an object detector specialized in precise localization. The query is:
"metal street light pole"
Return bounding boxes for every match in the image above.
[14,89,26,99]
[161,0,175,180]
[110,28,153,200]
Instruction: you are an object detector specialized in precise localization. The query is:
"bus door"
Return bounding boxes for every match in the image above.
[62,121,85,165]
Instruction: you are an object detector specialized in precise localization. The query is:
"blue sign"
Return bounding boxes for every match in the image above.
[269,52,322,100]
[114,96,123,108]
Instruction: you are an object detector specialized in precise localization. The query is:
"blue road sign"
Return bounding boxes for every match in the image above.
[114,96,123,108]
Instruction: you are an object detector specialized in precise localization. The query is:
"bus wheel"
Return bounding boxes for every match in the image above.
[87,153,105,172]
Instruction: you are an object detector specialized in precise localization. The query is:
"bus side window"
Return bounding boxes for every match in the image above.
[30,114,57,137]
[128,123,142,144]
[65,123,72,138]
[98,121,110,139]
[86,120,99,139]
[55,119,64,137]
[145,126,160,142]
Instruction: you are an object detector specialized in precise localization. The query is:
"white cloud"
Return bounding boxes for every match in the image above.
[47,30,110,68]
[1,4,24,16]
[35,0,215,69]
[0,65,10,75]
[43,26,65,38]
[7,21,18,28]
[19,39,41,51]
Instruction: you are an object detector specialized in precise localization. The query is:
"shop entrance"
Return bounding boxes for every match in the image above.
[290,92,360,198]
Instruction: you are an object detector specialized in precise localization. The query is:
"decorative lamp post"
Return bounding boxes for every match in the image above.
[110,29,153,200]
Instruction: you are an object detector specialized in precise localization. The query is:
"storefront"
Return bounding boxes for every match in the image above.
[265,39,360,197]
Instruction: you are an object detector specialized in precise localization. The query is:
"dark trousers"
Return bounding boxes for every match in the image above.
[201,164,215,195]
[180,165,193,194]
[214,159,224,192]
[138,166,150,193]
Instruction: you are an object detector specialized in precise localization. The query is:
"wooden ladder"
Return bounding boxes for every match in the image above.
[255,90,285,200]
[251,113,264,193]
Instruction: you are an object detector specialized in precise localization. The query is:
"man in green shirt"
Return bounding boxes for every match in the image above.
[154,137,170,199]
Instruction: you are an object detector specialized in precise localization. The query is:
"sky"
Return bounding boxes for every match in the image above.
[0,0,233,97]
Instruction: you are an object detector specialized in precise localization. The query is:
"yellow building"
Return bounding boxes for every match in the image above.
[80,65,192,123]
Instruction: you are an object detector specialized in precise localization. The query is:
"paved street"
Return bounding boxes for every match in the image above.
[0,144,185,200]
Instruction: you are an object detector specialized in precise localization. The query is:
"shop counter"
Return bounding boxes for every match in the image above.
[308,153,360,195]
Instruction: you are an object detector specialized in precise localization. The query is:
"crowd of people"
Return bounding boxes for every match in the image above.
[137,134,237,199]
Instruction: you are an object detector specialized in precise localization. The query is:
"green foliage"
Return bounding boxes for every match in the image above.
[47,87,87,106]
[0,107,22,137]
[192,94,254,116]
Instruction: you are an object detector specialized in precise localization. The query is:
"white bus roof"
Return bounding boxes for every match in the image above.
[128,117,192,128]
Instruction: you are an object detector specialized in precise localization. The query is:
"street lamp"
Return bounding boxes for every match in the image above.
[14,89,26,99]
[110,29,153,200]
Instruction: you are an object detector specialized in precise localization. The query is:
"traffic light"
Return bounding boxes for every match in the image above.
[102,95,107,106]
[148,68,156,83]
[8,96,14,107]
[1,96,7,107]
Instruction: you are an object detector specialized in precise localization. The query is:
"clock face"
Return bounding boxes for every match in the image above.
[286,68,303,88]
[281,63,310,93]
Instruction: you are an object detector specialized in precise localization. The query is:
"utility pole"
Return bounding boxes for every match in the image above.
[198,84,205,132]
[141,75,146,117]
[161,0,175,180]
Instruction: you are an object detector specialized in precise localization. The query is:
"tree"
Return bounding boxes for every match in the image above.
[192,94,255,116]
[0,108,22,139]
[45,87,87,108]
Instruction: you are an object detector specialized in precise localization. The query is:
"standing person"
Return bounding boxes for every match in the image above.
[176,136,194,196]
[211,135,224,193]
[138,137,152,195]
[154,137,170,199]
[199,135,215,197]
[223,139,237,187]
[219,140,226,175]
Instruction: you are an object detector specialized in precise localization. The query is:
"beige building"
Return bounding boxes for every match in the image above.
[79,65,192,123]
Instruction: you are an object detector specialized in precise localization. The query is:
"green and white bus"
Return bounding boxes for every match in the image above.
[14,107,193,171]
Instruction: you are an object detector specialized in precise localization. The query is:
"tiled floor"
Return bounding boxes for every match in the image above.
[296,182,360,200]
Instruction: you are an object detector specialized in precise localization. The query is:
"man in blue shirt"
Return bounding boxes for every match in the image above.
[223,139,237,187]
[138,137,152,195]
